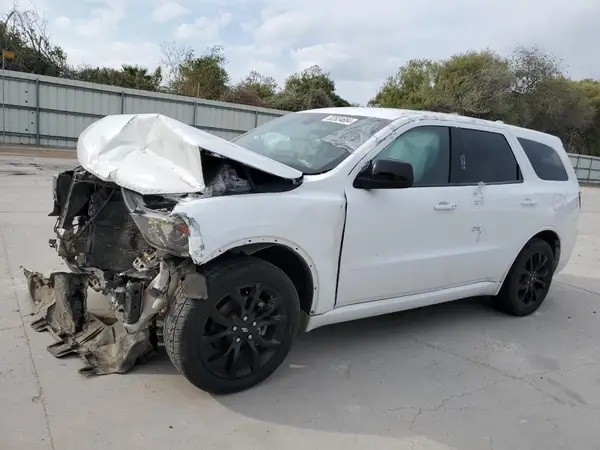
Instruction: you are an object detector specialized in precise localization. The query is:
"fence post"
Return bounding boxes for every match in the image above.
[192,100,197,127]
[254,110,258,128]
[35,77,40,145]
[120,91,125,113]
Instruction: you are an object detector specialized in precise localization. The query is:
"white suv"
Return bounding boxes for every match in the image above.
[25,108,580,394]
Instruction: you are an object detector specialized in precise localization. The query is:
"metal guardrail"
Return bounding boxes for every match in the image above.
[568,153,600,184]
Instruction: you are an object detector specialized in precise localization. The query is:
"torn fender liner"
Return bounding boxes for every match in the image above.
[24,269,155,376]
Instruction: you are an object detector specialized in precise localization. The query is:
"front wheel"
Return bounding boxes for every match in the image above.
[163,257,300,394]
[493,238,555,316]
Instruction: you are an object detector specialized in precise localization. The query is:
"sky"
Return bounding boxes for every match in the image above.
[4,0,600,105]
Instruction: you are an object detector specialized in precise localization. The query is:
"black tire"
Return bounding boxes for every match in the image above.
[163,256,300,394]
[493,238,555,316]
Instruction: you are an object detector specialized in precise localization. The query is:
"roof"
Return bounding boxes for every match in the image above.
[301,107,563,147]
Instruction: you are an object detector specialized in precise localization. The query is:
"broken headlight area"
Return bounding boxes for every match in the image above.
[122,189,190,257]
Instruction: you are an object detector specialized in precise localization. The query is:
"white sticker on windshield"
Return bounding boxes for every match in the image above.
[321,115,358,125]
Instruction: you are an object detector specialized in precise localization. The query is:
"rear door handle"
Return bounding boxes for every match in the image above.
[521,198,538,206]
[433,202,457,211]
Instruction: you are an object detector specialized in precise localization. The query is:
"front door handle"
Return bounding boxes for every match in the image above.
[521,198,538,206]
[433,202,457,211]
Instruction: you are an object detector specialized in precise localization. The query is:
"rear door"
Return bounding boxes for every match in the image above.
[448,126,539,283]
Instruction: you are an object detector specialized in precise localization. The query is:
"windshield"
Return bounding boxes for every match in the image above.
[232,112,392,174]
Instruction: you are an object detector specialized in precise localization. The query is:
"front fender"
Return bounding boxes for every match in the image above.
[172,191,346,315]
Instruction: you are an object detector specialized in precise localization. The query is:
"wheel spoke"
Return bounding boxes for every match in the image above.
[256,315,284,328]
[534,254,548,272]
[243,341,262,371]
[256,303,278,321]
[225,344,244,377]
[207,341,234,365]
[525,255,534,271]
[255,335,281,350]
[203,329,234,343]
[228,290,246,308]
[210,309,234,328]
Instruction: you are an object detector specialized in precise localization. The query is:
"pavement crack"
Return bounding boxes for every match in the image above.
[408,408,422,431]
[432,378,512,412]
[0,226,56,450]
[413,338,582,407]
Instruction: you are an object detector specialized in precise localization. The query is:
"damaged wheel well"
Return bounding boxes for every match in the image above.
[212,244,315,317]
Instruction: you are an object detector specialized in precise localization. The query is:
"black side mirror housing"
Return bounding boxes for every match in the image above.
[353,159,414,189]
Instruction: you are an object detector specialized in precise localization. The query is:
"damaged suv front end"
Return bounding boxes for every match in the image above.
[23,112,306,376]
[26,167,207,374]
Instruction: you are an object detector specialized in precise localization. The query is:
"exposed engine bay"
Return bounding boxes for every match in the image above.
[23,153,300,376]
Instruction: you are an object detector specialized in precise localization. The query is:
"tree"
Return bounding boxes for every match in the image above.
[0,4,69,76]
[435,50,514,120]
[163,44,229,100]
[271,65,350,111]
[569,79,600,155]
[221,71,279,107]
[507,47,595,150]
[368,59,440,109]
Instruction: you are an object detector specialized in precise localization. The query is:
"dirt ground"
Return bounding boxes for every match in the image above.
[1,152,599,450]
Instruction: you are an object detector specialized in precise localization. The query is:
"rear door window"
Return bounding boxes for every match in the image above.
[450,128,521,184]
[518,137,569,181]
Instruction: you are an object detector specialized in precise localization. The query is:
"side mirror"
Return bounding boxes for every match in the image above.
[353,159,414,190]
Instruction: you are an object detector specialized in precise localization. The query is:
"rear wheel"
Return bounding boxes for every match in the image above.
[493,238,555,316]
[163,257,300,394]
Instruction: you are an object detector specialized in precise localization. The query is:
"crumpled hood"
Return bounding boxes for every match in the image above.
[76,113,302,195]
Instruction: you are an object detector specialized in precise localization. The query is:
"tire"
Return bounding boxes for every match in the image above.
[163,256,300,394]
[493,238,555,316]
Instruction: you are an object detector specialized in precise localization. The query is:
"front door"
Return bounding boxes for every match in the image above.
[336,124,481,307]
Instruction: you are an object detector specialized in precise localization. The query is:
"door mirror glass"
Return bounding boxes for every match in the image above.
[353,159,414,189]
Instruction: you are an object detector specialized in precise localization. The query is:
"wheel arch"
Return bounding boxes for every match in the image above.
[199,238,317,318]
[498,227,561,290]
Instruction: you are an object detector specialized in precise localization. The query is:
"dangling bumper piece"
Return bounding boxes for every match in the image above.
[23,269,155,376]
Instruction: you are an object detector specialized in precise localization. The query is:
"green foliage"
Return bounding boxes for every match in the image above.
[368,46,600,155]
[75,65,162,91]
[221,71,279,107]
[170,45,230,100]
[369,59,440,110]
[269,65,348,111]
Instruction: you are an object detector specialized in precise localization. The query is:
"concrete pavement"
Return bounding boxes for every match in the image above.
[1,154,599,450]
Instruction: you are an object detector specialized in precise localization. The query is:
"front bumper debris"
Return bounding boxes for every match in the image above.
[24,269,156,376]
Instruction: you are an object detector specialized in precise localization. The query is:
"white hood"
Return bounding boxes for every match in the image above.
[76,113,302,195]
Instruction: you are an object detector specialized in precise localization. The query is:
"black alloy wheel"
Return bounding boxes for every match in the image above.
[493,238,555,316]
[199,283,287,379]
[515,250,553,307]
[163,257,300,394]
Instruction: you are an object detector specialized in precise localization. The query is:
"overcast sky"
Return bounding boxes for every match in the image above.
[4,0,600,105]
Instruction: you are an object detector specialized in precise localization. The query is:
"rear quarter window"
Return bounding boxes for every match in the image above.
[518,137,569,181]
